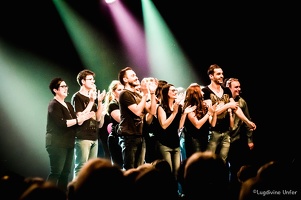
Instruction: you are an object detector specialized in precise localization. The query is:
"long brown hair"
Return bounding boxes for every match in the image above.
[160,83,174,112]
[183,83,207,118]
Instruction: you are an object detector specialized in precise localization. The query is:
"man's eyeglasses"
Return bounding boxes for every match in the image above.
[85,78,95,81]
[60,85,68,89]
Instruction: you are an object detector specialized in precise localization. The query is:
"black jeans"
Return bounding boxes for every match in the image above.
[46,146,74,191]
[119,136,145,170]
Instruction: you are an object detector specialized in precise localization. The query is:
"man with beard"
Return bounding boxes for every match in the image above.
[117,67,157,170]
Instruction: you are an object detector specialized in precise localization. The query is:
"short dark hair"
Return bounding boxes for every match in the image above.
[207,64,221,76]
[49,77,63,96]
[76,69,95,86]
[118,67,132,86]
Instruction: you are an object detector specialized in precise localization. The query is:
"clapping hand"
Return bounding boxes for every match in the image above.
[141,77,158,95]
[97,89,106,103]
[89,84,97,102]
[77,111,95,125]
[184,105,196,114]
[139,78,148,95]
[148,78,158,94]
[208,102,218,115]
[175,92,185,105]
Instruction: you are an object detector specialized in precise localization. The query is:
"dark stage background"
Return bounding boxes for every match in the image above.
[0,1,297,179]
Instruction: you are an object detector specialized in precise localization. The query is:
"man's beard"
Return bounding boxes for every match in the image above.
[214,79,223,85]
[128,81,138,87]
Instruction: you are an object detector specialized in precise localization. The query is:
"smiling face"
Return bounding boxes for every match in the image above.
[168,86,178,100]
[56,81,68,99]
[113,83,124,100]
[210,68,224,85]
[228,79,241,98]
[82,74,96,91]
[125,70,140,88]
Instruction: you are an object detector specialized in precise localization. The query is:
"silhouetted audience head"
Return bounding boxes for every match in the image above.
[123,163,153,188]
[2,157,297,200]
[237,165,258,183]
[239,160,298,200]
[151,159,179,198]
[151,159,172,175]
[133,162,178,200]
[67,158,128,200]
[19,180,66,200]
[183,151,229,200]
[123,161,179,200]
[0,171,27,200]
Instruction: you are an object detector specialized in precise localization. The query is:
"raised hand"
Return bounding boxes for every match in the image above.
[89,84,97,102]
[97,89,106,103]
[184,105,196,114]
[175,92,185,105]
[148,78,158,94]
[139,78,148,95]
[141,77,158,95]
[208,102,218,115]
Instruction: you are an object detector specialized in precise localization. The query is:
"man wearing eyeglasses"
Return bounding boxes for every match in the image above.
[71,69,106,179]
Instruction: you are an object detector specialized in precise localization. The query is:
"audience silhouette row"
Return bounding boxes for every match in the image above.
[1,154,298,200]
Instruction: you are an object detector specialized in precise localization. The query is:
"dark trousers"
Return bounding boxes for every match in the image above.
[46,146,74,192]
[119,136,144,170]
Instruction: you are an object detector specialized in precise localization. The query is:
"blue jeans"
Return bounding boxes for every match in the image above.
[46,146,74,192]
[207,130,231,163]
[179,134,186,161]
[73,139,98,178]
